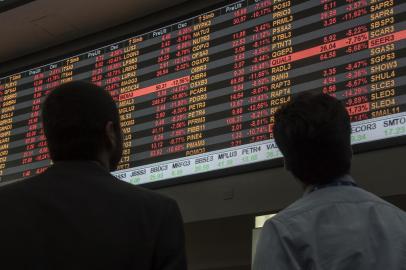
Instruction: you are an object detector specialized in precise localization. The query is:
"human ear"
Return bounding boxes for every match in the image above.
[105,121,117,150]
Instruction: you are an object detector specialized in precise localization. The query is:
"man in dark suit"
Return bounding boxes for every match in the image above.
[0,81,187,270]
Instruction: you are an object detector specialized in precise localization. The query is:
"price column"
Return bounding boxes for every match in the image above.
[89,50,105,88]
[320,0,339,100]
[227,4,247,148]
[149,27,173,160]
[21,69,46,178]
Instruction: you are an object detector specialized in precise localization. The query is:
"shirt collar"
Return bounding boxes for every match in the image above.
[303,175,356,197]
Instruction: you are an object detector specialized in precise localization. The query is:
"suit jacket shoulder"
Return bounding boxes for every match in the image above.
[0,161,187,270]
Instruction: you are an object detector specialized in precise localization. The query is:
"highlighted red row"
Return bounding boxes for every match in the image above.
[119,76,190,101]
[271,30,406,67]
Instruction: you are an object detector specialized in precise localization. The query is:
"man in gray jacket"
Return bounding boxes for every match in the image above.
[254,93,406,270]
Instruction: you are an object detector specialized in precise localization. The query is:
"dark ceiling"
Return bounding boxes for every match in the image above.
[0,0,34,13]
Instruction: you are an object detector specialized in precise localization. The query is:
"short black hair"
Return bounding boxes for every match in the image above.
[273,92,352,185]
[42,81,120,162]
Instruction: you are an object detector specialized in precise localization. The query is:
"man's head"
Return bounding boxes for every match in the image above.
[273,92,352,186]
[42,81,123,171]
